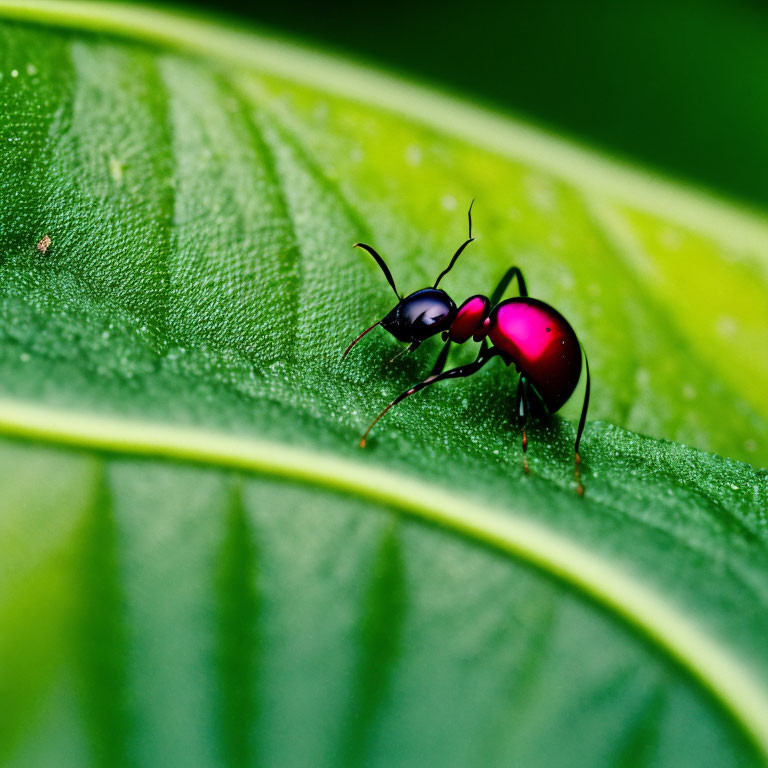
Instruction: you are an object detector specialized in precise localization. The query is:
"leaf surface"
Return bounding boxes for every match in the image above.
[1,4,768,766]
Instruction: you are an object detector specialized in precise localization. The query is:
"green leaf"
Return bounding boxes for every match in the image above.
[1,3,767,766]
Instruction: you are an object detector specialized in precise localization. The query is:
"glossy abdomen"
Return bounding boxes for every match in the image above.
[488,298,582,412]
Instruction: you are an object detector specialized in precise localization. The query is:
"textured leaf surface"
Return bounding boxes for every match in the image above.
[1,4,768,767]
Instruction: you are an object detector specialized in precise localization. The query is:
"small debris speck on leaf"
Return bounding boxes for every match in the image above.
[36,234,51,253]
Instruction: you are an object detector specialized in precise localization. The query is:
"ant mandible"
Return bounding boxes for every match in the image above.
[343,202,590,493]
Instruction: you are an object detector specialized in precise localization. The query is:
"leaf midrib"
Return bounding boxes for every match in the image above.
[0,394,766,758]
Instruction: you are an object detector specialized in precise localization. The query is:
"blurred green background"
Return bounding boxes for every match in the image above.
[187,0,768,212]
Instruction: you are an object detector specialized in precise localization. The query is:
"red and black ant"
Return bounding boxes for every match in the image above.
[343,203,590,493]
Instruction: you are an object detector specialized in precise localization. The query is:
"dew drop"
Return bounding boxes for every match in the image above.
[109,156,124,184]
[526,175,556,211]
[405,145,422,166]
[716,315,737,339]
[682,384,697,400]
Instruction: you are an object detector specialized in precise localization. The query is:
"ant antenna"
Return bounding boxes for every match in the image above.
[433,199,475,288]
[353,243,401,299]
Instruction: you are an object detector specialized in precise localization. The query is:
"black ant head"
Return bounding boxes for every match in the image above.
[380,288,456,343]
[343,202,475,359]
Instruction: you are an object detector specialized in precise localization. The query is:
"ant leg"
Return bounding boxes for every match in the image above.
[428,335,485,377]
[389,340,421,364]
[514,376,531,474]
[490,266,528,305]
[360,346,501,447]
[574,348,591,497]
[429,339,452,377]
[343,317,383,359]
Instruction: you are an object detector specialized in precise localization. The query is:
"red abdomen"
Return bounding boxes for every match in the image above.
[488,298,582,412]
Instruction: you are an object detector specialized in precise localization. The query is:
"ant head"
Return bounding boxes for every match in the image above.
[380,288,457,343]
[343,202,475,359]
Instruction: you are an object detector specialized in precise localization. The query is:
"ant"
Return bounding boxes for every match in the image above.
[343,202,590,493]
